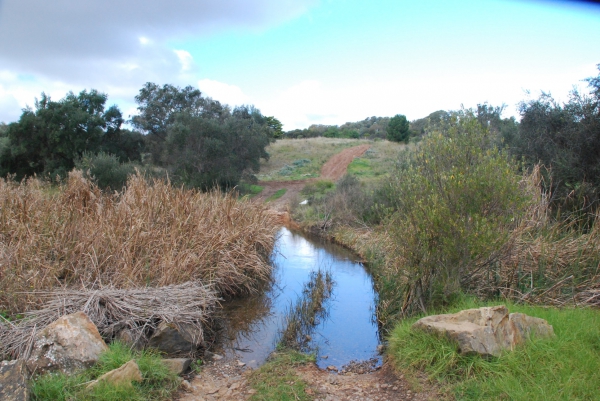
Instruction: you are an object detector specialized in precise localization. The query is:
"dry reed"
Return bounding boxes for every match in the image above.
[468,165,600,307]
[0,171,279,314]
[0,282,217,360]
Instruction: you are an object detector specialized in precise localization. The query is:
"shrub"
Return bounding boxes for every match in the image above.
[76,152,136,190]
[379,111,532,317]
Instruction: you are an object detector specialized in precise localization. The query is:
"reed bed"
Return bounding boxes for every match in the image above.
[279,270,334,350]
[0,171,279,314]
[0,282,217,360]
[467,165,600,307]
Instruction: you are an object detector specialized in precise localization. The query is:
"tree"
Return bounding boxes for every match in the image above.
[0,90,135,179]
[163,105,271,190]
[512,65,600,214]
[132,82,227,163]
[387,114,411,142]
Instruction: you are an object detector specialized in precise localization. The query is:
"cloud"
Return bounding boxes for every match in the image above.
[0,0,315,122]
[198,79,250,107]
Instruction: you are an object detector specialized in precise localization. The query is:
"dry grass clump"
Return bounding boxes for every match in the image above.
[0,282,217,360]
[0,171,278,314]
[469,166,600,307]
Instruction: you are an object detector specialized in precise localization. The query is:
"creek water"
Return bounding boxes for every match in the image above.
[221,227,381,370]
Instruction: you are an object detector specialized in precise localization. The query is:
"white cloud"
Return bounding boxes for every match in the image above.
[174,50,194,72]
[198,79,250,107]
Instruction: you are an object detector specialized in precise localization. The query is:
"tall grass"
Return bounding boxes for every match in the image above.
[0,171,278,314]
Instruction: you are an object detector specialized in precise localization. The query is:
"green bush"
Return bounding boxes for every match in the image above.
[380,112,531,317]
[76,152,137,191]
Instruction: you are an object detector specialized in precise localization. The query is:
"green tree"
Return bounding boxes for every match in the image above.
[386,114,411,142]
[264,116,284,140]
[163,105,271,190]
[0,90,135,179]
[512,65,600,214]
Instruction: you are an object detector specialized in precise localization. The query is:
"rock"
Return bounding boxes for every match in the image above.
[86,360,142,390]
[326,365,337,371]
[27,311,108,374]
[148,322,203,356]
[204,351,223,361]
[0,359,29,401]
[115,328,145,350]
[412,305,554,357]
[180,379,193,392]
[162,358,192,375]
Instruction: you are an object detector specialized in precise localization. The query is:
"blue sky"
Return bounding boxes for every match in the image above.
[0,0,599,129]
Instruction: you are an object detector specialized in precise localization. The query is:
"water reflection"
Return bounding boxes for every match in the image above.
[222,227,380,369]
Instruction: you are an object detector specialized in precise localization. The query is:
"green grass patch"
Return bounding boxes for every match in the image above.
[347,157,375,177]
[31,342,180,401]
[266,188,287,202]
[237,183,264,197]
[388,297,600,400]
[248,350,315,401]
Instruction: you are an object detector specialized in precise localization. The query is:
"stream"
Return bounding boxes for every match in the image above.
[221,227,381,370]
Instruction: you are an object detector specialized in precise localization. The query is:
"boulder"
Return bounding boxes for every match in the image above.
[148,322,203,356]
[115,327,145,351]
[27,311,108,374]
[162,358,192,375]
[412,305,554,357]
[0,359,29,401]
[86,360,142,390]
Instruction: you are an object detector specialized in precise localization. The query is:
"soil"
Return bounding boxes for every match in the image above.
[254,144,371,211]
[176,354,439,401]
[175,144,440,400]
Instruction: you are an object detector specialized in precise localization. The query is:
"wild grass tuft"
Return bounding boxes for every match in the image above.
[248,350,315,401]
[31,342,180,401]
[388,298,600,400]
[279,270,334,350]
[0,171,278,314]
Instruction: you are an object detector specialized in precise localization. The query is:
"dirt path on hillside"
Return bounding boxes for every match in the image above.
[254,144,371,211]
[176,355,437,401]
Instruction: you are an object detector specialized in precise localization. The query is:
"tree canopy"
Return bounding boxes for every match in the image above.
[386,114,411,143]
[0,90,141,179]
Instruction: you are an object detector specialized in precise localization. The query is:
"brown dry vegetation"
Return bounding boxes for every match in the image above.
[0,171,278,315]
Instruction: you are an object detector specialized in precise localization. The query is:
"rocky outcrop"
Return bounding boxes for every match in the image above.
[148,322,203,356]
[0,359,29,401]
[412,305,554,357]
[26,311,108,374]
[86,360,142,390]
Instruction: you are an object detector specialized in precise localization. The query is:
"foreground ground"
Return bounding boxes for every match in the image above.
[177,354,437,401]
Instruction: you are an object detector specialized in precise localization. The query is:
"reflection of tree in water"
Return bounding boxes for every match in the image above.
[219,267,284,350]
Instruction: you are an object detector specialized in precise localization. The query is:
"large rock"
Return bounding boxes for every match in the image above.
[0,359,29,401]
[86,360,142,390]
[148,322,203,356]
[27,311,108,374]
[412,305,554,357]
[162,358,192,375]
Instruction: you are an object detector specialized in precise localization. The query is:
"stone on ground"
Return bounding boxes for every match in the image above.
[0,359,29,401]
[162,358,192,375]
[412,305,554,357]
[26,311,108,374]
[86,359,142,390]
[148,322,203,356]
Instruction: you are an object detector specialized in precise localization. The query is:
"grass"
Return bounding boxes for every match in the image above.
[237,183,264,197]
[0,171,278,315]
[387,297,600,400]
[248,350,315,401]
[346,140,407,182]
[31,342,180,401]
[258,138,370,181]
[279,270,334,350]
[266,188,287,202]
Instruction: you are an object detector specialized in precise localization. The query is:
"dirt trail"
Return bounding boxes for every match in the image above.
[254,144,371,211]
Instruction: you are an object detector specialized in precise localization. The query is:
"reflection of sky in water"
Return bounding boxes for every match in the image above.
[224,228,380,369]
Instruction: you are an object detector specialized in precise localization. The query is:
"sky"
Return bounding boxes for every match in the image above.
[0,0,599,130]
